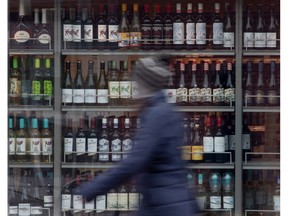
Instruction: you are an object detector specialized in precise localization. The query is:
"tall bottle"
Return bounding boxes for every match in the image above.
[185,3,196,50]
[267,4,278,49]
[118,184,128,210]
[31,57,43,105]
[176,61,188,105]
[61,172,73,216]
[64,118,75,162]
[173,3,185,50]
[254,4,266,49]
[196,172,207,210]
[21,56,32,105]
[273,175,280,211]
[73,60,85,105]
[243,4,254,49]
[15,118,29,162]
[196,3,206,49]
[200,62,212,105]
[111,118,122,162]
[72,172,84,215]
[107,4,119,50]
[18,169,33,215]
[10,0,33,48]
[97,61,109,105]
[267,61,279,106]
[86,116,98,163]
[214,116,226,163]
[119,61,131,105]
[152,4,163,50]
[222,172,234,209]
[35,8,53,49]
[9,116,16,161]
[122,118,133,160]
[72,3,83,49]
[223,3,235,49]
[188,61,200,105]
[182,118,191,161]
[94,171,106,213]
[83,2,96,49]
[130,4,141,49]
[162,4,173,50]
[83,171,95,215]
[225,62,235,106]
[118,4,130,49]
[32,8,41,39]
[212,61,225,106]
[43,178,54,216]
[96,4,107,50]
[8,169,18,215]
[84,60,96,105]
[9,56,21,106]
[242,115,251,162]
[243,61,254,106]
[29,117,41,163]
[62,61,73,105]
[191,117,203,162]
[209,172,222,209]
[202,115,214,163]
[254,61,265,106]
[62,6,73,49]
[212,3,224,49]
[75,118,86,162]
[98,117,110,162]
[128,181,139,210]
[42,58,53,105]
[41,118,53,162]
[108,61,120,106]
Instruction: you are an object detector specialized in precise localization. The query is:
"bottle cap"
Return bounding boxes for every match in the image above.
[31,118,38,129]
[9,117,13,129]
[133,3,138,12]
[12,57,19,69]
[122,3,127,12]
[166,4,171,13]
[43,118,49,129]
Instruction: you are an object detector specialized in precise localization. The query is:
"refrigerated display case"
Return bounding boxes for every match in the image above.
[7,0,280,216]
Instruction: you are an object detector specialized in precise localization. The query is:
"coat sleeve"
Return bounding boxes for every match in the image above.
[76,107,165,201]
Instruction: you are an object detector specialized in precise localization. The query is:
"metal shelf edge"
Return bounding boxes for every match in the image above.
[9,49,54,55]
[243,106,280,112]
[9,163,54,168]
[242,161,280,170]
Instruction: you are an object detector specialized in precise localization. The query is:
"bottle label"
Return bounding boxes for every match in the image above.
[85,89,97,103]
[189,88,201,103]
[108,81,120,98]
[38,33,51,44]
[30,206,42,215]
[98,25,107,42]
[111,138,121,161]
[43,80,53,101]
[118,193,128,209]
[118,32,130,47]
[62,194,72,210]
[44,195,53,207]
[107,192,118,209]
[213,23,224,44]
[200,88,212,103]
[268,90,278,105]
[163,23,173,45]
[73,194,83,213]
[130,32,142,47]
[228,135,236,150]
[31,80,42,101]
[9,206,18,215]
[76,137,86,155]
[273,195,280,211]
[97,89,109,104]
[87,138,97,156]
[108,25,119,42]
[196,196,206,210]
[267,32,277,48]
[120,81,131,98]
[244,89,253,105]
[186,23,196,45]
[254,32,266,48]
[181,145,191,160]
[96,195,106,213]
[84,24,93,42]
[213,88,224,103]
[42,137,53,155]
[16,138,26,155]
[30,138,41,155]
[242,134,251,150]
[176,87,188,103]
[14,31,30,43]
[73,89,85,103]
[122,138,133,159]
[63,24,73,41]
[173,22,185,44]
[72,25,82,42]
[191,146,203,160]
[85,199,95,213]
[223,196,234,209]
[18,203,31,216]
[64,137,73,155]
[196,23,206,45]
[224,88,235,104]
[9,137,16,155]
[203,136,214,152]
[62,89,73,103]
[10,78,21,96]
[98,138,109,161]
[128,193,139,209]
[214,136,225,152]
[152,24,163,45]
[142,24,152,45]
[131,81,139,98]
[164,89,176,103]
[255,89,265,105]
[243,32,254,48]
[210,196,221,209]
[224,32,235,48]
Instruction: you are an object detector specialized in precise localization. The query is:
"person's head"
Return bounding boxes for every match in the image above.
[132,56,172,99]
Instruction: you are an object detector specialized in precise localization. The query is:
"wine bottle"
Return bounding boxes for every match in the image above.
[243,4,254,49]
[119,61,131,105]
[21,56,32,105]
[62,6,73,49]
[75,117,86,162]
[118,4,130,49]
[35,8,53,49]
[86,116,98,163]
[212,61,225,106]
[15,117,29,162]
[9,116,16,161]
[73,60,85,105]
[84,60,96,105]
[173,3,185,50]
[108,61,120,106]
[188,61,200,105]
[72,3,84,49]
[254,61,265,106]
[8,169,18,215]
[42,58,53,105]
[214,116,226,163]
[161,4,173,50]
[29,117,41,163]
[128,181,139,210]
[196,3,206,49]
[254,4,266,49]
[130,4,141,49]
[41,118,53,162]
[97,61,109,105]
[222,172,234,209]
[61,173,73,216]
[72,173,84,215]
[107,4,119,50]
[203,115,214,163]
[164,63,176,104]
[43,179,53,216]
[18,169,32,215]
[64,118,75,162]
[191,117,203,162]
[267,4,278,49]
[140,4,152,50]
[9,56,21,106]
[242,115,251,162]
[107,187,118,210]
[185,3,196,50]
[33,8,41,39]
[152,4,163,50]
[31,57,44,105]
[196,172,207,210]
[110,117,121,162]
[200,62,212,105]
[62,61,73,105]
[224,62,235,106]
[97,4,107,50]
[176,61,188,105]
[182,118,191,161]
[118,184,128,210]
[83,171,95,215]
[212,3,224,49]
[267,61,279,106]
[209,172,222,209]
[98,117,110,162]
[83,2,96,49]
[243,61,254,106]
[223,3,235,49]
[273,175,280,211]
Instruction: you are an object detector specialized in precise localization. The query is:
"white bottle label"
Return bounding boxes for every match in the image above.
[73,89,85,103]
[98,25,107,42]
[72,25,82,42]
[16,138,26,155]
[214,136,225,152]
[111,138,121,161]
[76,137,86,155]
[228,135,236,150]
[44,195,53,207]
[213,23,224,44]
[255,89,265,104]
[42,137,53,155]
[120,81,131,98]
[97,89,108,104]
[131,81,139,98]
[73,194,83,213]
[96,195,106,213]
[224,32,235,48]
[38,33,51,44]
[122,138,133,159]
[254,32,266,48]
[225,88,235,104]
[189,88,201,103]
[18,203,31,216]
[210,196,221,209]
[267,90,278,105]
[108,25,119,42]
[64,138,73,155]
[30,138,41,155]
[98,138,109,161]
[196,196,206,210]
[242,134,251,149]
[213,88,224,103]
[176,87,188,103]
[9,137,16,155]
[223,196,234,209]
[273,195,280,211]
[243,32,254,48]
[200,88,212,103]
[62,89,73,103]
[9,206,18,215]
[63,24,73,41]
[84,24,93,42]
[107,192,118,209]
[62,194,72,210]
[165,89,176,103]
[87,138,97,156]
[85,89,97,103]
[30,206,42,215]
[118,193,128,210]
[128,193,139,210]
[14,31,30,43]
[196,23,206,45]
[186,23,195,45]
[173,22,185,44]
[267,32,277,48]
[108,81,120,98]
[85,198,95,213]
[203,136,214,152]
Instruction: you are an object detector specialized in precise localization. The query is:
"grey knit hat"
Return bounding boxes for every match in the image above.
[132,56,173,98]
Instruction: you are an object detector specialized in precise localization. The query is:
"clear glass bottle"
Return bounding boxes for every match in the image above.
[222,172,234,209]
[97,61,109,105]
[130,3,142,49]
[243,4,254,49]
[119,61,131,105]
[62,61,73,105]
[196,172,207,210]
[223,3,235,49]
[73,60,85,105]
[191,117,203,162]
[35,8,53,49]
[29,117,41,163]
[9,116,16,161]
[31,57,44,105]
[118,4,130,49]
[84,60,96,105]
[209,172,222,209]
[9,56,21,106]
[41,118,53,162]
